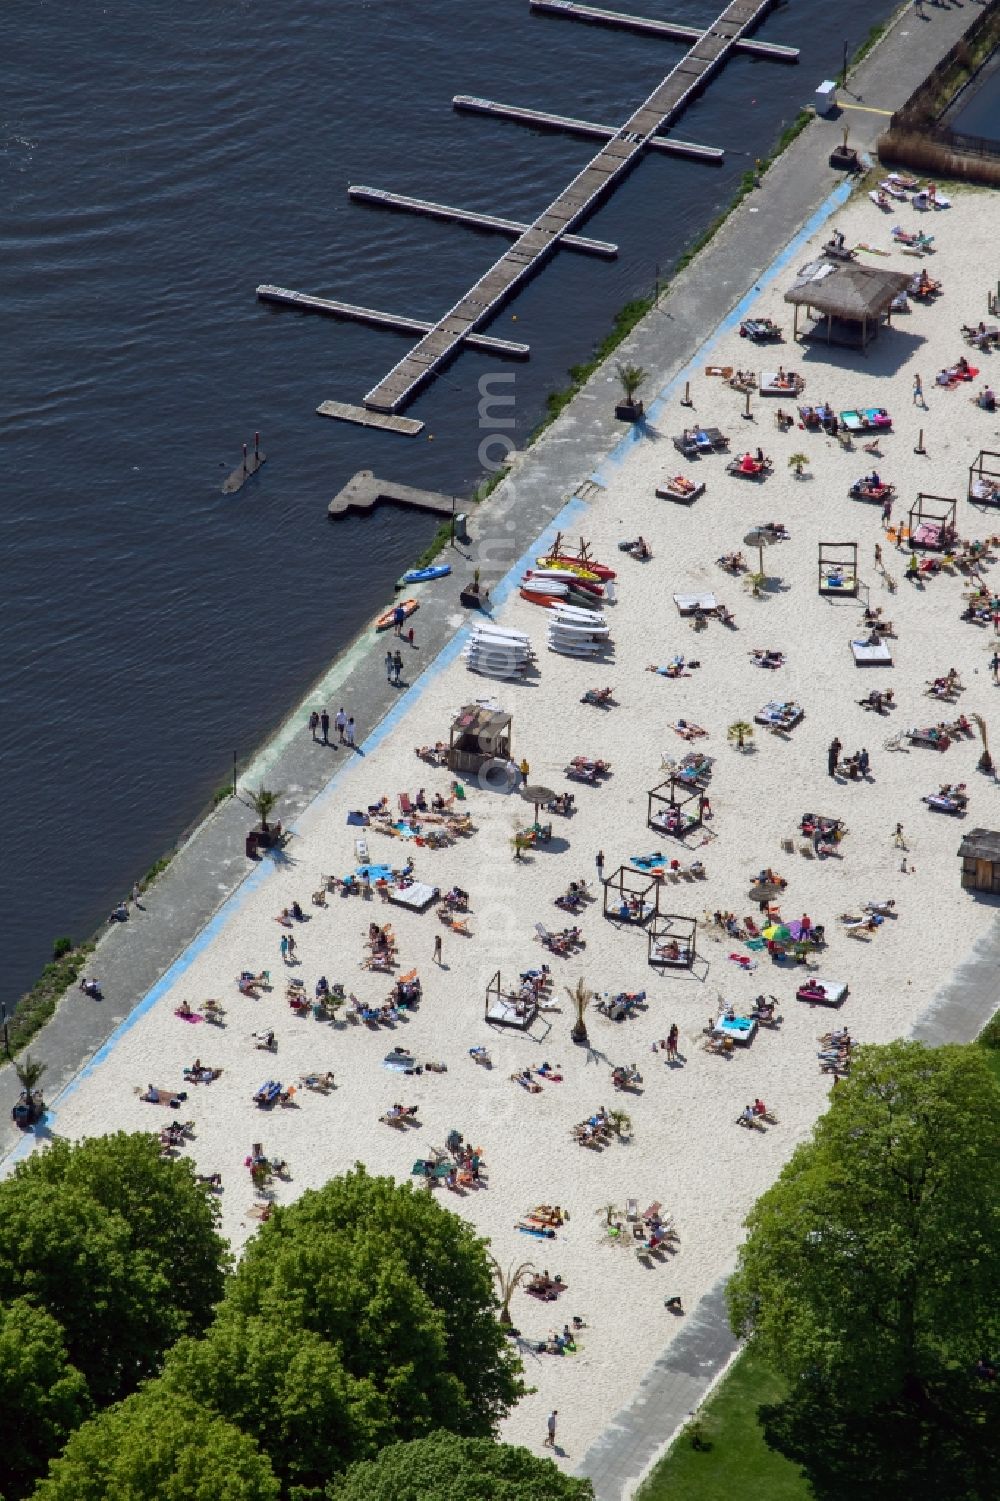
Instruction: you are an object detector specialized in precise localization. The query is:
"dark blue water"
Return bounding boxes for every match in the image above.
[2,0,896,1004]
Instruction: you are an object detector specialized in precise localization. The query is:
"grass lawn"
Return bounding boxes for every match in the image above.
[635,1349,810,1501]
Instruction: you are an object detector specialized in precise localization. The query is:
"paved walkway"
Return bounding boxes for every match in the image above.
[2,12,993,1493]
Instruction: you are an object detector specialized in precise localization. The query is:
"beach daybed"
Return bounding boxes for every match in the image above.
[754,701,803,731]
[759,370,803,396]
[646,777,709,840]
[727,453,772,480]
[840,407,892,433]
[603,865,661,926]
[673,592,718,616]
[740,317,783,343]
[657,475,705,504]
[851,637,893,666]
[647,914,697,971]
[819,541,858,597]
[387,881,440,913]
[849,477,895,504]
[908,494,957,552]
[796,978,849,1006]
[484,973,539,1030]
[715,1014,758,1045]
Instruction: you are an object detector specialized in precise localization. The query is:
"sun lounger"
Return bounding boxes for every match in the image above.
[796,978,848,1006]
[851,638,893,666]
[740,318,783,343]
[759,371,803,396]
[387,881,439,912]
[715,1015,757,1045]
[754,701,803,730]
[656,476,705,504]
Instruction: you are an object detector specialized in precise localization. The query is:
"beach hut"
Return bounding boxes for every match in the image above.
[447,704,512,777]
[646,776,708,839]
[908,494,957,552]
[603,867,661,926]
[818,541,859,597]
[484,971,538,1030]
[958,829,1000,894]
[784,260,912,348]
[647,914,697,971]
[969,451,1000,507]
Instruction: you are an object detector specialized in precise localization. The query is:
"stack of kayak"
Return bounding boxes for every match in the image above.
[548,603,613,659]
[463,623,535,679]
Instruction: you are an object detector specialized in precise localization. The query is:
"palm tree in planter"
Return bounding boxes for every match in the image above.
[246,785,284,846]
[566,975,594,1045]
[486,1254,536,1325]
[13,1055,47,1124]
[788,452,810,478]
[971,713,994,774]
[727,720,755,751]
[615,363,647,422]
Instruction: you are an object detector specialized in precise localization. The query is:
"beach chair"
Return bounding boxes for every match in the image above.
[398,792,414,815]
[355,837,370,864]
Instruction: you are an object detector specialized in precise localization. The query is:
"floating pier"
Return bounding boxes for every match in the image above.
[222,434,266,494]
[364,0,787,414]
[257,285,530,358]
[328,469,458,518]
[316,403,425,437]
[528,0,799,61]
[453,95,724,163]
[348,185,619,257]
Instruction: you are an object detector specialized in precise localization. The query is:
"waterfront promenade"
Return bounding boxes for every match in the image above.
[2,4,995,1495]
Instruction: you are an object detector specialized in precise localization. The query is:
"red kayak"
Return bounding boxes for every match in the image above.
[542,553,617,581]
[520,588,565,608]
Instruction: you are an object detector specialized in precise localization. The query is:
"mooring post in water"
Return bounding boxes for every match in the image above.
[681,381,693,408]
[254,432,261,460]
[242,443,248,472]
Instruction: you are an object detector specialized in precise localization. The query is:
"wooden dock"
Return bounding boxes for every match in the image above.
[453,95,723,163]
[529,0,799,61]
[221,438,266,494]
[257,285,530,358]
[364,0,784,414]
[328,469,458,518]
[316,403,425,437]
[347,185,619,257]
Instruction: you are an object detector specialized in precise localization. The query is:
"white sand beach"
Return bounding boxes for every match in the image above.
[23,184,1000,1471]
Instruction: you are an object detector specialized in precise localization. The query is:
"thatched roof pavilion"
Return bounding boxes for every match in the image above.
[785,259,913,347]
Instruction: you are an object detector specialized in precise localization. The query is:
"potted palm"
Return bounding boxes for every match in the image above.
[727,720,755,751]
[11,1055,47,1128]
[788,452,810,478]
[566,975,593,1045]
[615,363,647,422]
[245,786,284,853]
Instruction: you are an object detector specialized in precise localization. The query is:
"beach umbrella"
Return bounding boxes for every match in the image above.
[743,526,775,576]
[748,881,783,902]
[762,923,791,942]
[521,784,557,819]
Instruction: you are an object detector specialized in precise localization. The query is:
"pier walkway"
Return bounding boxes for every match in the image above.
[364,0,784,414]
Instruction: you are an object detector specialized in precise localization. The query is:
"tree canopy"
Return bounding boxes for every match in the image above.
[0,1298,91,1501]
[31,1387,279,1501]
[224,1166,523,1445]
[326,1433,595,1501]
[0,1133,228,1402]
[727,1040,1000,1497]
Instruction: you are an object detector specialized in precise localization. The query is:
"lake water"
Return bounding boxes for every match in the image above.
[3,0,896,1003]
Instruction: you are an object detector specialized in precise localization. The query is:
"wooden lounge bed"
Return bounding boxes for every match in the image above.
[796,978,848,1006]
[656,476,705,504]
[486,995,538,1030]
[754,701,804,731]
[759,370,804,396]
[851,638,893,667]
[673,592,719,616]
[387,881,440,912]
[715,1015,758,1045]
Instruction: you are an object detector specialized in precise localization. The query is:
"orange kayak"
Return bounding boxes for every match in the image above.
[376,598,419,632]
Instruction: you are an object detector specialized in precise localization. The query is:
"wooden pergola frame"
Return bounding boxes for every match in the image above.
[602,866,661,926]
[969,450,1000,507]
[908,493,958,552]
[484,970,537,1030]
[646,776,708,838]
[647,914,698,970]
[818,541,859,597]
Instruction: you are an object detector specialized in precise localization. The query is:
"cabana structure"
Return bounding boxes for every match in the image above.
[969,451,1000,507]
[447,704,511,776]
[647,776,709,839]
[484,971,537,1030]
[603,866,661,926]
[648,914,698,971]
[784,260,912,348]
[908,494,957,552]
[958,828,1000,894]
[818,541,859,597]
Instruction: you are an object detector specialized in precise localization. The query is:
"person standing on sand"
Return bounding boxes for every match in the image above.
[828,737,842,777]
[309,711,320,742]
[519,757,530,786]
[991,650,1000,684]
[345,717,356,750]
[913,373,925,406]
[859,747,871,778]
[544,1410,558,1448]
[596,849,605,881]
[881,495,893,527]
[320,710,330,745]
[433,933,442,965]
[666,1024,679,1062]
[894,822,907,849]
[280,934,290,963]
[335,708,346,743]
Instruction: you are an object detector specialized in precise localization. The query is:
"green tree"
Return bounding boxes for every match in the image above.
[31,1387,279,1501]
[327,1432,594,1500]
[0,1133,228,1403]
[161,1314,391,1494]
[727,1041,1000,1497]
[0,1298,91,1500]
[224,1167,523,1447]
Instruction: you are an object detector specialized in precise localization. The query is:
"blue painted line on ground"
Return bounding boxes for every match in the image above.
[593,179,852,484]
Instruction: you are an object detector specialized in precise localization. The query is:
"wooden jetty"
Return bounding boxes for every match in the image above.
[316,403,425,437]
[328,470,458,519]
[364,0,787,414]
[347,185,619,257]
[257,285,530,359]
[453,95,723,163]
[222,435,266,494]
[529,0,799,62]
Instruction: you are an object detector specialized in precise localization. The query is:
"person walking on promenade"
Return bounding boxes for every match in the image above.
[913,373,925,407]
[433,933,442,965]
[393,604,406,637]
[345,717,356,750]
[828,737,842,777]
[335,708,346,743]
[309,710,320,742]
[320,710,330,745]
[385,650,394,682]
[393,649,404,685]
[596,848,605,881]
[544,1410,558,1448]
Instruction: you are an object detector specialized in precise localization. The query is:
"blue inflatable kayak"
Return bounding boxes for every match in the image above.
[397,564,452,587]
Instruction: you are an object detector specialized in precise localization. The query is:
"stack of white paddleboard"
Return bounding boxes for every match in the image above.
[463,623,535,678]
[547,603,613,658]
